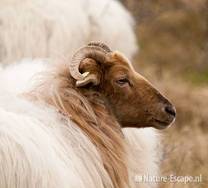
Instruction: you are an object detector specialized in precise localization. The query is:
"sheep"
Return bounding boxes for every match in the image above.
[0,42,176,188]
[0,2,161,185]
[0,0,137,64]
[0,1,172,186]
[0,2,158,185]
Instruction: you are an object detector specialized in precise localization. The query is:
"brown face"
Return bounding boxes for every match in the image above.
[74,44,176,130]
[100,52,176,129]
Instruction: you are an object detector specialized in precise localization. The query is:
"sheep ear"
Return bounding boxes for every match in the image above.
[75,58,101,87]
[76,73,100,87]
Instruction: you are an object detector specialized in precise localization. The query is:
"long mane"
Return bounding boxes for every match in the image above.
[27,63,130,188]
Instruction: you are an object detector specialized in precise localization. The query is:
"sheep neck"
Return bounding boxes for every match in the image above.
[26,66,130,188]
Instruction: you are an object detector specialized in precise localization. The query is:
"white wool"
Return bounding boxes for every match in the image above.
[0,59,47,94]
[0,61,113,188]
[0,59,160,188]
[0,95,113,188]
[124,128,160,188]
[0,0,138,64]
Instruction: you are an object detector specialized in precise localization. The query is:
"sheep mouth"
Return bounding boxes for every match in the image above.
[153,118,173,129]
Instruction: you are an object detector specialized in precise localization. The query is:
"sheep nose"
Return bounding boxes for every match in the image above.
[164,105,176,117]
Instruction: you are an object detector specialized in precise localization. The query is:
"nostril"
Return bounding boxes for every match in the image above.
[165,105,176,117]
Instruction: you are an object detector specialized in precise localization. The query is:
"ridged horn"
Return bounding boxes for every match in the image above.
[69,45,108,80]
[88,41,112,52]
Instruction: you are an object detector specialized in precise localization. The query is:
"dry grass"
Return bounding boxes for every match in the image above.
[160,80,208,188]
[123,0,208,78]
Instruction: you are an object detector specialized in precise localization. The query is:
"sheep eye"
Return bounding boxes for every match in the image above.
[116,78,129,86]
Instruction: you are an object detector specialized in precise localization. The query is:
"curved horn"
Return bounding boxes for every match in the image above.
[88,41,112,52]
[69,45,108,80]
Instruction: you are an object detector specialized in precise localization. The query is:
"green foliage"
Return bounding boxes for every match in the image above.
[185,70,208,85]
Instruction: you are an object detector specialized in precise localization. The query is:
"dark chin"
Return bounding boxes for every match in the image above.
[152,119,174,130]
[120,119,175,129]
[153,123,170,130]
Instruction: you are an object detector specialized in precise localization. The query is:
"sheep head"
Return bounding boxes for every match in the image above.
[69,42,176,129]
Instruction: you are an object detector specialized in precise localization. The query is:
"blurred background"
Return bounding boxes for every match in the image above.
[120,0,208,187]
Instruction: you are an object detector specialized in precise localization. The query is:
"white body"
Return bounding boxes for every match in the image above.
[0,60,159,188]
[0,0,137,64]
